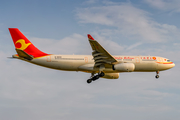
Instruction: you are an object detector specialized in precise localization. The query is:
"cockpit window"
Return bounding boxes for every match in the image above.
[167,60,171,62]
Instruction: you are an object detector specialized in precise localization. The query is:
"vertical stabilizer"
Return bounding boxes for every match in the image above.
[9,28,48,58]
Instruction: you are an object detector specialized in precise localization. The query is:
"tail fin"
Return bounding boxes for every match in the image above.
[9,28,48,58]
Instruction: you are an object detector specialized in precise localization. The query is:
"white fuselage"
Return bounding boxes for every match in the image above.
[15,54,175,73]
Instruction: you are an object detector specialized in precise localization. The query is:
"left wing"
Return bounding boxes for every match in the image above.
[88,34,118,69]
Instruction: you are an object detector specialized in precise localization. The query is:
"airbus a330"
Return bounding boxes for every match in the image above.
[9,28,175,83]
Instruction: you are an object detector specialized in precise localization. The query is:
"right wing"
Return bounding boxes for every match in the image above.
[88,34,118,68]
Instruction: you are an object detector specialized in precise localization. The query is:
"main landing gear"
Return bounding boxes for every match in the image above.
[87,72,105,84]
[155,71,159,79]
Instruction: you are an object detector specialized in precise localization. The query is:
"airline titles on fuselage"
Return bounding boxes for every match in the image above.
[114,56,157,60]
[54,55,158,61]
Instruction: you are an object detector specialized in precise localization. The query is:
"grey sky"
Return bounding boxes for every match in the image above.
[0,0,180,120]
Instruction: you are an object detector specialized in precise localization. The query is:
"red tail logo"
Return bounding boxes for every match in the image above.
[9,28,49,58]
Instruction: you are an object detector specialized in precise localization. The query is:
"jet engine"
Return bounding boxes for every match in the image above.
[101,73,119,79]
[113,63,135,72]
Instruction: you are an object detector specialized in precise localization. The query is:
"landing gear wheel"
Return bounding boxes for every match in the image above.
[99,72,105,77]
[87,79,92,84]
[155,71,159,79]
[155,75,159,79]
[87,72,104,84]
[92,75,99,81]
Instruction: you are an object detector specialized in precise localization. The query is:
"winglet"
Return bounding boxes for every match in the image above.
[87,34,95,40]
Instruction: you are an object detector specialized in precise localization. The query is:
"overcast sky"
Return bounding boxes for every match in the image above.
[0,0,180,120]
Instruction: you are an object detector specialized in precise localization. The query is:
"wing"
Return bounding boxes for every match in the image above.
[88,34,118,69]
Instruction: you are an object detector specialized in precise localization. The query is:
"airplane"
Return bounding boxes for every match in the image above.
[9,28,175,84]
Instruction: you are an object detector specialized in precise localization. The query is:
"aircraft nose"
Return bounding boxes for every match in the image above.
[168,62,175,69]
[171,62,175,68]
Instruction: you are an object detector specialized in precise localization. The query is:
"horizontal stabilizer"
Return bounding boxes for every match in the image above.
[16,49,34,60]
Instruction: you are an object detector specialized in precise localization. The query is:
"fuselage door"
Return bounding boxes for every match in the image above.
[85,57,88,63]
[47,56,51,62]
[157,57,163,63]
[135,57,140,63]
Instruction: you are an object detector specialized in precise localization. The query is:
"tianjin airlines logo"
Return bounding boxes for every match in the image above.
[15,39,31,50]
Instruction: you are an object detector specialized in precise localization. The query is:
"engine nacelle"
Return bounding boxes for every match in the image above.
[113,63,135,72]
[101,73,119,79]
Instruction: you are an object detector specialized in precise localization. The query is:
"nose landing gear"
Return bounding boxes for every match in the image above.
[155,71,159,79]
[87,72,105,84]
